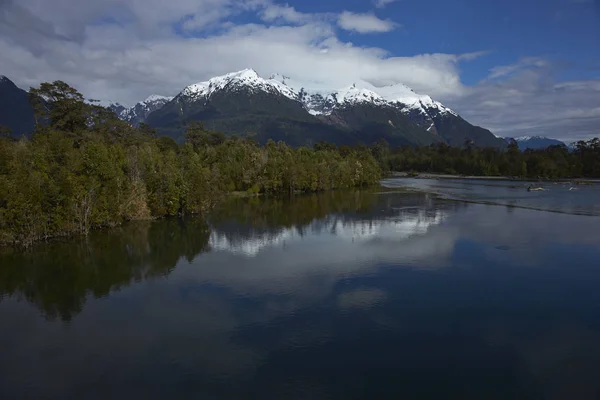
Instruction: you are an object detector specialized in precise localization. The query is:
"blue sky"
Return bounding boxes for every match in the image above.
[0,0,599,141]
[312,0,600,84]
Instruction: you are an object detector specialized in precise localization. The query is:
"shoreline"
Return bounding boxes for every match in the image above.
[390,172,600,184]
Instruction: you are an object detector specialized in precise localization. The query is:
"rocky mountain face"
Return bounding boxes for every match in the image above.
[112,95,174,126]
[508,136,567,150]
[0,76,35,137]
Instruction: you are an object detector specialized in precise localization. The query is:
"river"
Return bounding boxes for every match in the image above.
[1,180,600,399]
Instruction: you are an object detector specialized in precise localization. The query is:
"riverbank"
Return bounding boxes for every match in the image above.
[391,171,600,184]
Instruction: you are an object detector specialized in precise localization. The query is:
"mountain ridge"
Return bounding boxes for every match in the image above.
[145,68,505,148]
[1,72,504,148]
[114,95,174,126]
[508,136,567,150]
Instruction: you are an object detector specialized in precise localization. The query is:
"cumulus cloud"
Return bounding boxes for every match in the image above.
[337,11,398,33]
[444,60,600,142]
[0,0,598,141]
[0,0,463,104]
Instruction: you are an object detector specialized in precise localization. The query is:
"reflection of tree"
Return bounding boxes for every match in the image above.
[0,218,211,321]
[0,189,464,321]
[208,189,463,248]
[210,189,379,230]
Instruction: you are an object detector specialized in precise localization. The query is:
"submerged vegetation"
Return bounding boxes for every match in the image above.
[0,81,381,247]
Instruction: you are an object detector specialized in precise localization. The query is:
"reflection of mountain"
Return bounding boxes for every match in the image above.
[209,209,447,257]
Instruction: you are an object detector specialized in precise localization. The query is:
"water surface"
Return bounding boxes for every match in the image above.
[382,177,600,216]
[1,184,600,399]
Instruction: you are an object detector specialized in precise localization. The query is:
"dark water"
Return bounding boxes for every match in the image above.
[1,183,600,399]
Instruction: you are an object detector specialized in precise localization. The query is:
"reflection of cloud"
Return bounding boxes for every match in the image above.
[4,190,600,398]
[337,289,387,310]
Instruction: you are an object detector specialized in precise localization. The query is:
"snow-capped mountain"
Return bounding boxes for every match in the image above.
[174,68,459,125]
[115,95,174,126]
[147,68,504,148]
[0,70,504,148]
[266,72,456,119]
[508,136,566,150]
[180,69,296,103]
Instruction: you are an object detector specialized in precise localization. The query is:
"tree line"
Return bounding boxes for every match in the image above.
[371,138,600,179]
[0,81,381,247]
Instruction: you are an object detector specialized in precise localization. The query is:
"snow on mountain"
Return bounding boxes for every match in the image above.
[118,94,174,126]
[142,94,173,103]
[175,69,459,120]
[87,98,125,109]
[179,69,297,102]
[371,83,458,117]
[295,84,388,116]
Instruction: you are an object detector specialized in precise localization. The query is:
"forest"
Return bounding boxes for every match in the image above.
[0,81,381,247]
[371,138,600,179]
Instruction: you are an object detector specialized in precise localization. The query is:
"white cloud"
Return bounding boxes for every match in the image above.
[0,0,598,141]
[337,11,398,33]
[444,67,600,142]
[374,0,398,8]
[0,0,462,105]
[259,3,316,24]
[487,57,549,80]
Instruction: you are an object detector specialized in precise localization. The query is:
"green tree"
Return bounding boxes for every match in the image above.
[0,125,11,138]
[29,81,88,133]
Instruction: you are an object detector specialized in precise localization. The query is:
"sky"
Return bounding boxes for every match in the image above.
[0,0,599,142]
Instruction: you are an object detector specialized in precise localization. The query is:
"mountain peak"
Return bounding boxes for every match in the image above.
[87,98,124,108]
[143,94,174,103]
[0,75,15,87]
[180,68,297,102]
[514,135,546,141]
[334,85,384,105]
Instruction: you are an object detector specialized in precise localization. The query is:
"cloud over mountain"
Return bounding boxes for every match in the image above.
[0,0,598,141]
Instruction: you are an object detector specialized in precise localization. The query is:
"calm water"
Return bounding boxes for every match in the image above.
[1,182,600,399]
[383,178,600,216]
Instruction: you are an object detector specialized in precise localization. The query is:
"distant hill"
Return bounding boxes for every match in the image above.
[0,76,35,137]
[508,136,567,150]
